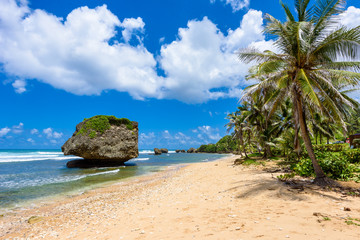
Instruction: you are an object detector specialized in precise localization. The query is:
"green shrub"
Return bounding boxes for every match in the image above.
[248,152,263,158]
[313,144,348,152]
[77,115,134,138]
[292,152,353,180]
[341,149,360,163]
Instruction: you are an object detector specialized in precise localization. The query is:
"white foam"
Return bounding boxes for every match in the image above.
[139,150,153,154]
[87,169,120,177]
[0,156,82,163]
[131,158,150,161]
[37,152,63,155]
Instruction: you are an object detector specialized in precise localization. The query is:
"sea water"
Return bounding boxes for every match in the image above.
[0,149,228,211]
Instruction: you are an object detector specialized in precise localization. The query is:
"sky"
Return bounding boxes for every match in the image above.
[0,0,360,149]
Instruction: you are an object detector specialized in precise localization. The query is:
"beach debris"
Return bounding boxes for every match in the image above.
[62,115,138,168]
[344,207,351,211]
[27,216,43,224]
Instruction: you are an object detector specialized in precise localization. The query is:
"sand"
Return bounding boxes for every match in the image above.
[1,155,360,240]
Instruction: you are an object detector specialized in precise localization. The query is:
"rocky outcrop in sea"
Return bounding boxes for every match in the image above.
[62,115,138,168]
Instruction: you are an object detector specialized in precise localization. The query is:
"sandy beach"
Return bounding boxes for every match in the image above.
[1,155,360,240]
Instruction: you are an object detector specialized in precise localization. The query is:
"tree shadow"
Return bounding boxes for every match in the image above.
[225,176,350,202]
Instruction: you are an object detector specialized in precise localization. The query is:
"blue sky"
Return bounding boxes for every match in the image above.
[1,0,360,149]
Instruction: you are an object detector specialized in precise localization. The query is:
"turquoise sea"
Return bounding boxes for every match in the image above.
[0,149,228,211]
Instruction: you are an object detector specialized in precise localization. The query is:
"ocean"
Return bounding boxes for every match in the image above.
[0,149,228,211]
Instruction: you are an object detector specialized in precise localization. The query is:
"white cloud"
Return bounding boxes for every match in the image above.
[120,17,145,43]
[340,6,360,29]
[210,0,250,12]
[160,10,267,103]
[0,1,161,100]
[30,128,39,134]
[0,127,11,137]
[43,127,63,139]
[196,125,221,142]
[27,138,34,143]
[0,1,271,104]
[12,79,26,93]
[12,122,24,134]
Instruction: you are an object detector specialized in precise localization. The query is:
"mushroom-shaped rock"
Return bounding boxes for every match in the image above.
[154,148,162,155]
[62,115,138,168]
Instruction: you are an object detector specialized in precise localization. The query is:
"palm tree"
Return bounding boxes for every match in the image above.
[239,0,360,185]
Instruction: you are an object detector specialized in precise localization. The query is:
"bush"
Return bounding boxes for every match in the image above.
[197,144,217,153]
[292,152,354,180]
[313,144,348,152]
[341,149,360,163]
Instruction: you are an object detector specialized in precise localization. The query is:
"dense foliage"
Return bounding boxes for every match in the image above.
[77,115,133,138]
[198,135,239,153]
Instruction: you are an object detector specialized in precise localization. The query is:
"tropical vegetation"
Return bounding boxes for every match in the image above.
[230,0,360,185]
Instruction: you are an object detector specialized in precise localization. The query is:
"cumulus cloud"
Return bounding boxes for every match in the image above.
[0,1,161,100]
[340,6,360,28]
[12,79,26,93]
[0,127,11,137]
[27,138,34,143]
[120,17,145,43]
[160,10,266,103]
[43,127,63,139]
[0,0,271,103]
[210,0,250,12]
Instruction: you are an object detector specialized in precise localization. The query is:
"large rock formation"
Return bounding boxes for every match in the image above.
[160,148,168,153]
[154,148,162,155]
[62,115,138,168]
[187,148,197,153]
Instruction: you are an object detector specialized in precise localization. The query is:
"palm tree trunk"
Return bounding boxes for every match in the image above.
[293,90,326,181]
[292,100,301,157]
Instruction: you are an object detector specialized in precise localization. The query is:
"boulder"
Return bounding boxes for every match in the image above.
[62,115,138,168]
[181,150,186,153]
[154,148,162,155]
[175,150,181,153]
[187,148,197,153]
[160,148,168,153]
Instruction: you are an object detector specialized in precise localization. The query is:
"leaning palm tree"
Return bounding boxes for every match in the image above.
[239,0,360,185]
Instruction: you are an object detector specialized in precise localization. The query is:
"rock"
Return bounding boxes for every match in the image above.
[181,150,186,153]
[187,148,197,153]
[62,115,138,168]
[154,148,162,155]
[175,150,181,153]
[160,148,168,153]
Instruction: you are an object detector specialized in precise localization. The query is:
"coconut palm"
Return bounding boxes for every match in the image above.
[239,0,360,184]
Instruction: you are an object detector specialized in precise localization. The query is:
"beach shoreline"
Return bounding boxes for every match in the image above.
[1,155,360,239]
